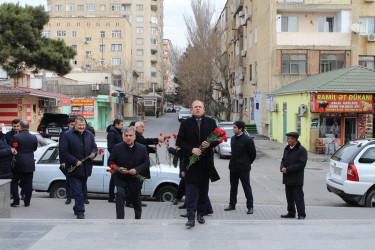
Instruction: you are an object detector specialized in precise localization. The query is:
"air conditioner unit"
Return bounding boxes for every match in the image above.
[92,84,100,90]
[368,34,375,41]
[298,104,307,117]
[239,74,244,80]
[241,50,246,57]
[85,40,90,44]
[269,103,278,112]
[251,79,257,85]
[239,11,244,17]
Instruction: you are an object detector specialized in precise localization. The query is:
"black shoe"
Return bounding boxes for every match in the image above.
[247,208,254,214]
[21,194,25,200]
[84,199,89,204]
[197,215,205,224]
[178,204,186,209]
[224,206,235,211]
[180,214,187,218]
[298,215,306,220]
[126,203,134,208]
[65,198,71,205]
[172,198,179,205]
[11,201,19,207]
[205,210,213,215]
[141,203,147,207]
[108,198,115,203]
[24,203,30,207]
[77,214,85,219]
[186,220,195,228]
[281,213,296,218]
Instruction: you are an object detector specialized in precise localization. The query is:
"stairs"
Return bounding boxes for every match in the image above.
[245,124,257,134]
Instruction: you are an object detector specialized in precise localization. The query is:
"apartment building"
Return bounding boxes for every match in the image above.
[46,0,164,92]
[215,0,375,136]
[162,39,175,94]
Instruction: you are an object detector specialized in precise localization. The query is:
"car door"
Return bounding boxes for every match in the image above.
[354,145,375,184]
[102,149,111,193]
[87,147,106,193]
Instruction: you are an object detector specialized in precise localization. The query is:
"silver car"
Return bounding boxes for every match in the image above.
[33,142,181,202]
[215,126,235,159]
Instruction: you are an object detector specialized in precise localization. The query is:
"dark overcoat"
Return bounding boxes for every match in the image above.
[106,125,123,153]
[229,133,256,172]
[280,141,308,186]
[0,139,13,179]
[12,130,38,173]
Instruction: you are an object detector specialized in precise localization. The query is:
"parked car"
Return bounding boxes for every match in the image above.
[178,109,191,122]
[215,126,234,159]
[37,113,95,138]
[33,142,181,202]
[326,139,375,207]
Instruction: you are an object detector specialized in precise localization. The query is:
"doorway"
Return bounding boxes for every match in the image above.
[344,117,357,143]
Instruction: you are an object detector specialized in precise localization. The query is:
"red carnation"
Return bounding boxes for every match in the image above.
[167,140,169,143]
[110,164,116,170]
[224,136,228,142]
[99,149,104,154]
[173,134,177,139]
[160,133,163,136]
[12,142,18,148]
[220,137,223,143]
[214,128,220,134]
[109,169,113,174]
[159,144,161,147]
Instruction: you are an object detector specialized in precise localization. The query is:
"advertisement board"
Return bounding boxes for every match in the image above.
[71,99,95,118]
[311,93,373,113]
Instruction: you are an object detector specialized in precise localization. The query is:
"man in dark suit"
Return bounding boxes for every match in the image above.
[108,127,149,219]
[60,117,97,219]
[10,121,38,207]
[106,118,124,203]
[5,119,20,146]
[224,121,256,214]
[176,100,220,228]
[280,132,308,220]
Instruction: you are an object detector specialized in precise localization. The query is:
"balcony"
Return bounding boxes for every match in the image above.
[276,0,351,4]
[232,0,244,16]
[151,3,158,11]
[277,32,351,46]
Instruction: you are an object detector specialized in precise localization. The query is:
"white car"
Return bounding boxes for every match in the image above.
[326,139,375,207]
[33,142,181,202]
[178,109,191,122]
[215,126,234,159]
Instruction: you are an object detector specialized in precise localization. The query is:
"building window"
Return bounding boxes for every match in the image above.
[282,54,306,75]
[281,16,298,32]
[136,38,144,45]
[111,44,122,51]
[72,31,77,38]
[123,4,131,11]
[136,27,144,33]
[139,72,144,78]
[249,64,252,81]
[78,5,84,11]
[123,15,131,22]
[136,4,144,11]
[145,100,153,106]
[248,32,252,48]
[71,45,77,51]
[112,58,122,65]
[41,31,50,38]
[100,44,105,52]
[359,17,375,35]
[56,5,62,11]
[320,54,345,73]
[296,115,301,136]
[67,4,74,11]
[85,37,92,43]
[319,118,341,139]
[100,58,105,65]
[87,4,96,11]
[100,4,106,11]
[151,27,157,35]
[151,38,157,45]
[318,16,334,32]
[137,49,144,56]
[151,72,157,77]
[112,30,121,38]
[359,56,375,70]
[136,16,144,22]
[111,4,120,11]
[113,75,122,87]
[136,61,144,67]
[72,59,77,65]
[86,51,92,57]
[56,30,66,37]
[151,16,158,24]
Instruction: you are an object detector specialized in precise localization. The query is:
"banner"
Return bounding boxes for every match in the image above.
[71,99,95,118]
[311,93,373,113]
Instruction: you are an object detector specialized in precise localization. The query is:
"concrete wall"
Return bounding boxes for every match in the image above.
[0,180,11,218]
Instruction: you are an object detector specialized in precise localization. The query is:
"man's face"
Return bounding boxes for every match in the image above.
[115,122,124,130]
[68,122,75,129]
[12,123,20,133]
[75,120,86,133]
[233,125,242,135]
[136,123,145,134]
[0,124,2,132]
[124,131,135,146]
[286,136,297,146]
[191,101,205,118]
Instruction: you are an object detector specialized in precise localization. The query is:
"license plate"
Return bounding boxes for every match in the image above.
[333,167,341,175]
[48,128,60,134]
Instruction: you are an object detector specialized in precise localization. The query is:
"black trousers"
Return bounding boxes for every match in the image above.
[229,171,253,208]
[285,185,305,216]
[116,184,142,219]
[11,171,33,206]
[70,176,88,215]
[185,178,209,221]
[176,178,185,200]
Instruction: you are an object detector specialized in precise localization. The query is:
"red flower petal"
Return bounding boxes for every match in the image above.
[109,169,113,174]
[160,133,163,136]
[220,137,223,143]
[12,142,18,147]
[167,140,169,143]
[159,144,161,147]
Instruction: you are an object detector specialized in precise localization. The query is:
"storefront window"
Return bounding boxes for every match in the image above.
[319,117,341,139]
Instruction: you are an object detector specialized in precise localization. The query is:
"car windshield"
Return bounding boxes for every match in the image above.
[223,128,234,138]
[180,110,191,114]
[331,143,361,163]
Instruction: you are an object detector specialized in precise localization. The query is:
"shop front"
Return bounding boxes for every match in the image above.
[311,93,373,154]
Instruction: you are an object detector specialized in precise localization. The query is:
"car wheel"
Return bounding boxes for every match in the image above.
[50,182,66,199]
[341,197,358,206]
[155,185,178,202]
[365,189,375,207]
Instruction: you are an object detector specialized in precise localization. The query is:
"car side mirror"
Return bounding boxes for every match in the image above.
[358,158,375,164]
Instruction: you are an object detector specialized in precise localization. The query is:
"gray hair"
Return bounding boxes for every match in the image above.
[191,100,204,108]
[123,127,136,136]
[75,116,86,123]
[134,121,143,129]
[20,121,29,130]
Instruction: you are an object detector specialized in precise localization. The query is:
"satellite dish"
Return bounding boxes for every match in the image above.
[351,23,366,34]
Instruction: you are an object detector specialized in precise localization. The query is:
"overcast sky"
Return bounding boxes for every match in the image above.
[0,0,227,48]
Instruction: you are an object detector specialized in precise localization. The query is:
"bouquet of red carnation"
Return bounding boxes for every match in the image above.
[109,164,149,183]
[186,128,228,171]
[68,148,105,173]
[163,135,173,165]
[10,142,18,169]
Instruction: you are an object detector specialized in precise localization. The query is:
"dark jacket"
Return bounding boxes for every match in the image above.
[280,141,308,186]
[5,129,18,146]
[60,128,97,178]
[12,130,38,173]
[0,139,13,179]
[135,131,158,154]
[168,147,184,178]
[108,142,150,187]
[176,115,220,183]
[106,125,123,153]
[0,132,5,142]
[229,133,256,172]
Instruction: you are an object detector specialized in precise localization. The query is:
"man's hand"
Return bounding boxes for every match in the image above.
[120,167,128,174]
[281,167,287,174]
[88,153,95,159]
[60,163,65,169]
[128,169,137,175]
[176,146,181,151]
[201,141,210,149]
[181,171,185,178]
[158,137,165,143]
[11,148,17,155]
[76,161,82,166]
[192,148,202,156]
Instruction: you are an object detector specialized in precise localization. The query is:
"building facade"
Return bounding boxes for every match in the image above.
[162,39,175,94]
